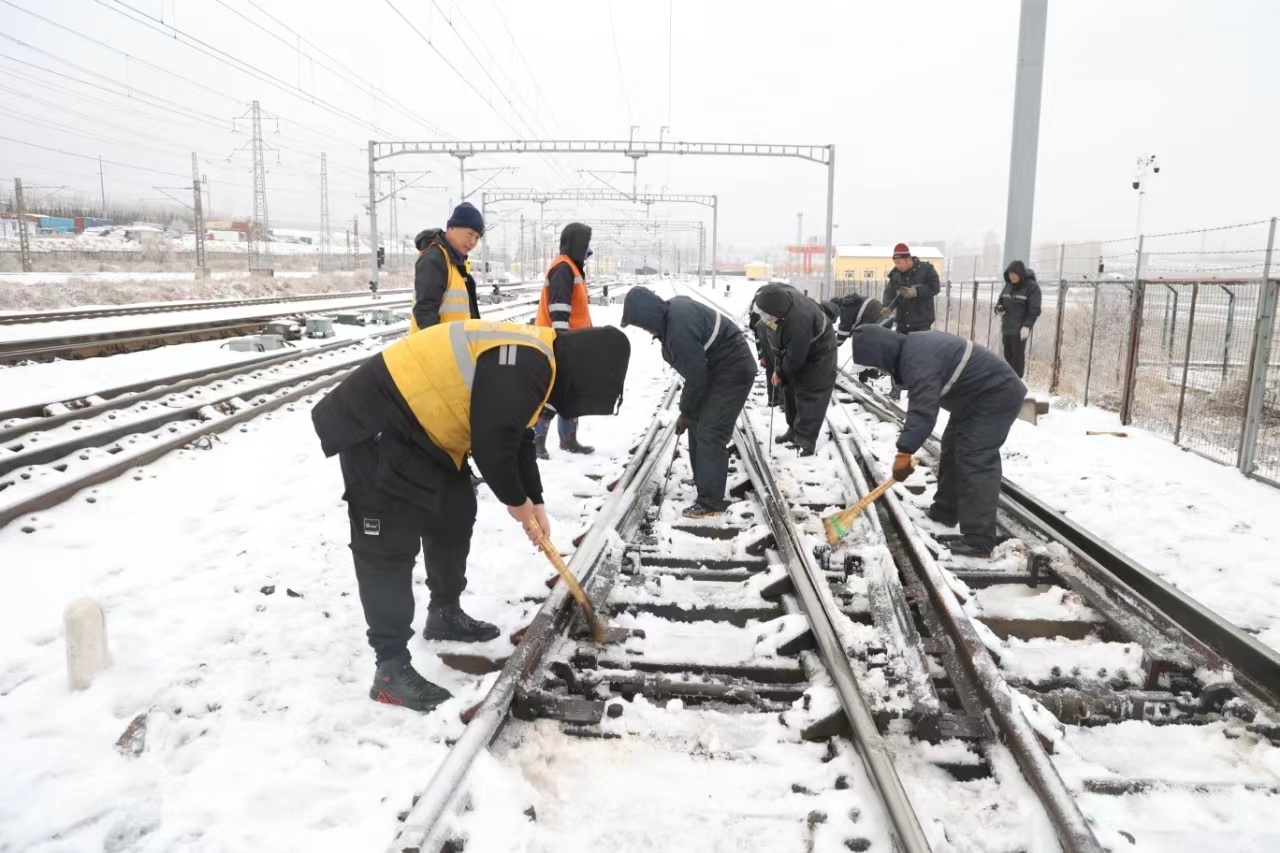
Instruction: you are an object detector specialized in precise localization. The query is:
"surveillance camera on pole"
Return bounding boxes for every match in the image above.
[1133,153,1161,237]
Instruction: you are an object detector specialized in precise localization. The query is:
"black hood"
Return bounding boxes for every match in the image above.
[851,324,905,372]
[1004,260,1036,285]
[559,222,592,267]
[820,300,840,324]
[549,327,631,418]
[621,286,668,337]
[415,228,444,252]
[754,283,796,318]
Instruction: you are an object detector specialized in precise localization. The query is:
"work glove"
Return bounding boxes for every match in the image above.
[900,286,917,298]
[1019,326,1030,341]
[675,413,694,435]
[891,452,915,483]
[879,306,893,319]
[994,301,1006,315]
[857,368,881,384]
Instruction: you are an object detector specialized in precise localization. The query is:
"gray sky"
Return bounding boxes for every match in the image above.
[2,0,1277,259]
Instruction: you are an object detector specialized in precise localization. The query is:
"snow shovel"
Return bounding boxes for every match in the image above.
[822,473,901,546]
[526,521,611,644]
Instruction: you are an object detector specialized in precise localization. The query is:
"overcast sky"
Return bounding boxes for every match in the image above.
[2,0,1277,258]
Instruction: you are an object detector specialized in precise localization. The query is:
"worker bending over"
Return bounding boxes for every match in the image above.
[753,283,837,456]
[622,286,757,518]
[534,222,595,458]
[852,324,1025,559]
[312,320,630,712]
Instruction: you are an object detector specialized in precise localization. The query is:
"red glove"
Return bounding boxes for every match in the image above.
[891,453,915,482]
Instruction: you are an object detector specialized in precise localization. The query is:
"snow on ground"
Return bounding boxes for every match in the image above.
[0,283,713,851]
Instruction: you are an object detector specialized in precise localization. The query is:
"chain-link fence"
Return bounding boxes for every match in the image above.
[936,219,1280,486]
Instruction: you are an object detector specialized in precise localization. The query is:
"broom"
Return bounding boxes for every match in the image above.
[526,521,610,643]
[822,473,902,547]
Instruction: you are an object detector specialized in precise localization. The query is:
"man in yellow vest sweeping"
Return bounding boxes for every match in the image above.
[533,222,595,459]
[409,202,484,334]
[312,320,631,712]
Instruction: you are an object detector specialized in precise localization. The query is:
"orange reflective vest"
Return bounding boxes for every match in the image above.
[382,320,558,468]
[408,243,473,335]
[536,255,592,330]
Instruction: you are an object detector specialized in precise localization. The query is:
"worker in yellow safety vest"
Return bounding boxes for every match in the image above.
[311,320,631,713]
[534,222,595,458]
[408,202,484,334]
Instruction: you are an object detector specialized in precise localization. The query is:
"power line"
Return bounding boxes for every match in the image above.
[0,136,191,179]
[485,0,562,133]
[605,0,635,123]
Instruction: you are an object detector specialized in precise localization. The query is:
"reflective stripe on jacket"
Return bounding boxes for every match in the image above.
[536,254,592,329]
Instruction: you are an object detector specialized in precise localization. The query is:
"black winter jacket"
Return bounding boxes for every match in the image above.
[996,261,1042,335]
[412,229,481,329]
[881,258,940,331]
[851,325,1025,453]
[622,286,755,417]
[545,223,592,330]
[753,284,836,383]
[831,293,885,343]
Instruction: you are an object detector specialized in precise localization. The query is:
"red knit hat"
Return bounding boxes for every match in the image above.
[892,243,911,259]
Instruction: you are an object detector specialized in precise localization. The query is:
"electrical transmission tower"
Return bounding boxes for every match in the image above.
[319,152,331,272]
[230,101,278,275]
[13,178,32,273]
[192,153,208,277]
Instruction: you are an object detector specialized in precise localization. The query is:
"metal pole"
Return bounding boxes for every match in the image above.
[1220,285,1236,379]
[943,280,951,333]
[192,152,207,278]
[367,140,379,289]
[969,279,979,342]
[1002,0,1048,269]
[987,280,997,345]
[1174,283,1199,445]
[823,144,836,300]
[318,152,330,273]
[1119,235,1146,425]
[1084,277,1101,406]
[1050,244,1067,393]
[481,195,489,285]
[14,178,32,273]
[711,194,719,292]
[98,154,106,213]
[1238,217,1279,474]
[796,211,803,280]
[519,214,524,282]
[698,222,705,287]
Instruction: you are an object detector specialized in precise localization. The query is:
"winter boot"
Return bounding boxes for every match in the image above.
[926,504,958,527]
[534,433,550,461]
[560,434,595,455]
[370,657,452,712]
[423,602,501,643]
[794,439,816,457]
[774,428,795,445]
[682,502,725,519]
[947,540,993,559]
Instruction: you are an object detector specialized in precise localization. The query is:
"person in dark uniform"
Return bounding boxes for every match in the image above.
[753,283,837,456]
[830,292,885,346]
[622,286,757,518]
[852,324,1026,558]
[880,243,941,333]
[409,202,484,334]
[749,287,783,409]
[312,320,630,712]
[994,260,1042,378]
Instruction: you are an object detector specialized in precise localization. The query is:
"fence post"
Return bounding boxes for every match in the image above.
[1119,236,1146,425]
[943,279,951,333]
[1084,283,1100,406]
[1174,283,1199,445]
[1219,285,1236,379]
[986,281,996,344]
[1050,243,1067,394]
[969,279,979,342]
[1238,216,1279,475]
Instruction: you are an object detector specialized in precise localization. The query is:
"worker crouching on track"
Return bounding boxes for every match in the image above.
[409,202,484,334]
[753,283,837,456]
[830,292,885,346]
[622,286,757,518]
[312,320,631,712]
[534,222,595,459]
[851,324,1025,559]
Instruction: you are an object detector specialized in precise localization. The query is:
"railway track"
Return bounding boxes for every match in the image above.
[383,361,1280,852]
[0,287,414,325]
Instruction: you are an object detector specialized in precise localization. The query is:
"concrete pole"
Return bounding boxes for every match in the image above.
[367,141,379,288]
[1002,0,1048,269]
[824,144,836,300]
[711,195,719,292]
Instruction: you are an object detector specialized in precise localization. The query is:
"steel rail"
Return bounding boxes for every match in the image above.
[835,409,1105,852]
[0,288,413,325]
[388,384,681,853]
[734,412,934,853]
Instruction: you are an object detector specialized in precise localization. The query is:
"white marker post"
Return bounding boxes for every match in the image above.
[65,597,111,690]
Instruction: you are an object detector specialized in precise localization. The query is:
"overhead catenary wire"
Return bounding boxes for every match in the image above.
[604,0,635,124]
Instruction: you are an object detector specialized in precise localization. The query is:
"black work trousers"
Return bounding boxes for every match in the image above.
[1002,333,1027,378]
[931,382,1025,551]
[688,353,757,510]
[339,434,476,663]
[787,345,838,451]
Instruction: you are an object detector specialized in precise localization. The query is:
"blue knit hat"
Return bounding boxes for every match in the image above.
[447,201,485,235]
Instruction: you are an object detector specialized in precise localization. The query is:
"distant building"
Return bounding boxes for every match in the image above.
[744,261,773,281]
[833,245,946,284]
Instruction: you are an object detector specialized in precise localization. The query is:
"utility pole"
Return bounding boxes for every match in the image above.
[367,141,378,290]
[345,227,352,271]
[202,173,210,217]
[319,152,331,272]
[191,152,208,277]
[796,211,803,277]
[14,178,32,273]
[232,100,276,275]
[1002,0,1048,268]
[519,213,525,281]
[98,155,106,214]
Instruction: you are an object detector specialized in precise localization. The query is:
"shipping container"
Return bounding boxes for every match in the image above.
[231,220,251,234]
[38,216,76,234]
[84,217,112,228]
[208,230,244,242]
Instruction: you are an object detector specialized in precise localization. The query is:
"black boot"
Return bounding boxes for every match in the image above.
[423,602,501,643]
[560,434,594,454]
[534,433,550,460]
[926,504,958,526]
[370,657,452,712]
[948,540,993,559]
[774,428,794,445]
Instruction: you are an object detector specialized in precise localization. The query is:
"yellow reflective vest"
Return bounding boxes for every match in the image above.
[408,243,473,334]
[382,320,558,468]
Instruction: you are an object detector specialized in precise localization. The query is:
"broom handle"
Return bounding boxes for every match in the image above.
[527,523,595,615]
[836,474,898,526]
